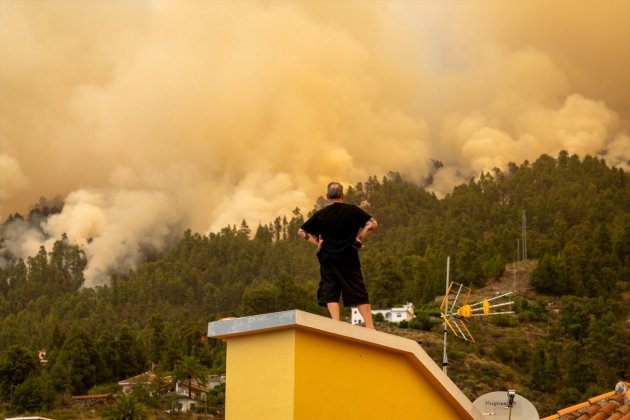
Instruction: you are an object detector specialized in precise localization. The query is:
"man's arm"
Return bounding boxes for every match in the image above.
[298,228,323,248]
[356,218,378,242]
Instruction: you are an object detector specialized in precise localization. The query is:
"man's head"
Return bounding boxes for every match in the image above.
[326,182,344,200]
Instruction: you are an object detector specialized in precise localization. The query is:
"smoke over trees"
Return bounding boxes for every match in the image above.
[1,1,629,286]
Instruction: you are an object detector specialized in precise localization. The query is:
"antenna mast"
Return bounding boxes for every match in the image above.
[442,256,450,375]
[514,239,519,294]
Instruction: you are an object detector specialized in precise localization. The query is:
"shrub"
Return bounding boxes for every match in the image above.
[106,394,149,420]
[491,315,516,327]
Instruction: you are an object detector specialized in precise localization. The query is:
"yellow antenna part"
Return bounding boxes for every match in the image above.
[440,282,454,311]
[458,319,475,342]
[457,304,472,319]
[463,287,472,305]
[483,299,490,315]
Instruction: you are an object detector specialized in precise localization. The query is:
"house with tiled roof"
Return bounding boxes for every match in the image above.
[118,371,161,394]
[118,371,224,413]
[541,382,630,420]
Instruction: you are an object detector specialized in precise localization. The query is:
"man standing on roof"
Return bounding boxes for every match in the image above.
[298,182,378,329]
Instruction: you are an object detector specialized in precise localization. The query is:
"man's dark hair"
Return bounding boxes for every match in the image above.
[326,182,344,199]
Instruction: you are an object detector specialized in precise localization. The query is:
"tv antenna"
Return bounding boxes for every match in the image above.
[439,257,515,375]
[440,281,515,343]
[440,257,514,373]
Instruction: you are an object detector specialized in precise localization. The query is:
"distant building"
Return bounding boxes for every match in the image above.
[38,349,47,364]
[118,371,159,394]
[206,373,226,390]
[351,302,415,325]
[118,371,225,413]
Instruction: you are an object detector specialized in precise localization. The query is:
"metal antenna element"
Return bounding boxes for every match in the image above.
[439,283,515,342]
[442,257,450,375]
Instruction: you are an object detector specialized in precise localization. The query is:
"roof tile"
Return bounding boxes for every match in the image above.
[591,392,617,404]
[547,382,630,420]
[559,402,590,416]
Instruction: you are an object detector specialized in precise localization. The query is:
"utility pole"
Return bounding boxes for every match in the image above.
[522,210,528,261]
[514,239,518,293]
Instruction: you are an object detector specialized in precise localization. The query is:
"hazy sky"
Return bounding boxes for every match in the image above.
[1,0,629,285]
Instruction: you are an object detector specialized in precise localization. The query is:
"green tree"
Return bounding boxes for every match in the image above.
[117,325,147,379]
[369,255,404,308]
[254,224,273,244]
[149,315,166,368]
[106,394,150,420]
[0,345,40,400]
[239,219,251,237]
[276,272,313,311]
[51,326,105,395]
[173,356,209,399]
[207,382,225,410]
[97,331,120,382]
[240,281,279,315]
[531,253,562,295]
[529,343,547,392]
[565,341,596,393]
[11,374,55,413]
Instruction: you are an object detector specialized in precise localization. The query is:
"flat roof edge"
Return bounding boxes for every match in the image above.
[208,310,299,337]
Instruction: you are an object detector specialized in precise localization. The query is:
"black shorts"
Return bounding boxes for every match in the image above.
[317,262,369,307]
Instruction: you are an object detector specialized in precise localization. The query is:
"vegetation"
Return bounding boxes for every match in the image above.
[105,394,150,420]
[0,151,628,417]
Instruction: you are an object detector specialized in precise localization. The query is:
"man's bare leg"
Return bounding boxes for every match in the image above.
[357,303,375,329]
[327,302,341,320]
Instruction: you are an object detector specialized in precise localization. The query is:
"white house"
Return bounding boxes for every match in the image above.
[351,302,415,325]
[118,371,225,413]
[172,375,225,413]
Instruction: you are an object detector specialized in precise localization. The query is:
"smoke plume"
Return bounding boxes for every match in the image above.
[1,0,628,286]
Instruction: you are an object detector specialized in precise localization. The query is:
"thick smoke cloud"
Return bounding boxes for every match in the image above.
[1,0,629,286]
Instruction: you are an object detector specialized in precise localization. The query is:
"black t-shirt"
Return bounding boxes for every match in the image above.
[301,202,372,265]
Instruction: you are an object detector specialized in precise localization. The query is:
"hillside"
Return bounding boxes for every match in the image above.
[383,259,629,416]
[1,152,629,417]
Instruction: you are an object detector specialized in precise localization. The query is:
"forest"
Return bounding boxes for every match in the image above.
[0,151,629,418]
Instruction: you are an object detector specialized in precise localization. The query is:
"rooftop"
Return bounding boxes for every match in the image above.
[541,382,630,420]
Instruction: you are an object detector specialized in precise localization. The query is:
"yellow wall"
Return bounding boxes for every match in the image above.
[210,311,482,420]
[226,329,295,420]
[293,329,464,420]
[225,328,468,420]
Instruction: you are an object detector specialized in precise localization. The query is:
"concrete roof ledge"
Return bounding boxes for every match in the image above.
[208,310,301,338]
[209,309,484,420]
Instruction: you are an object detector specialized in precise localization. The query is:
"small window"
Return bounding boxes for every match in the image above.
[397,313,402,318]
